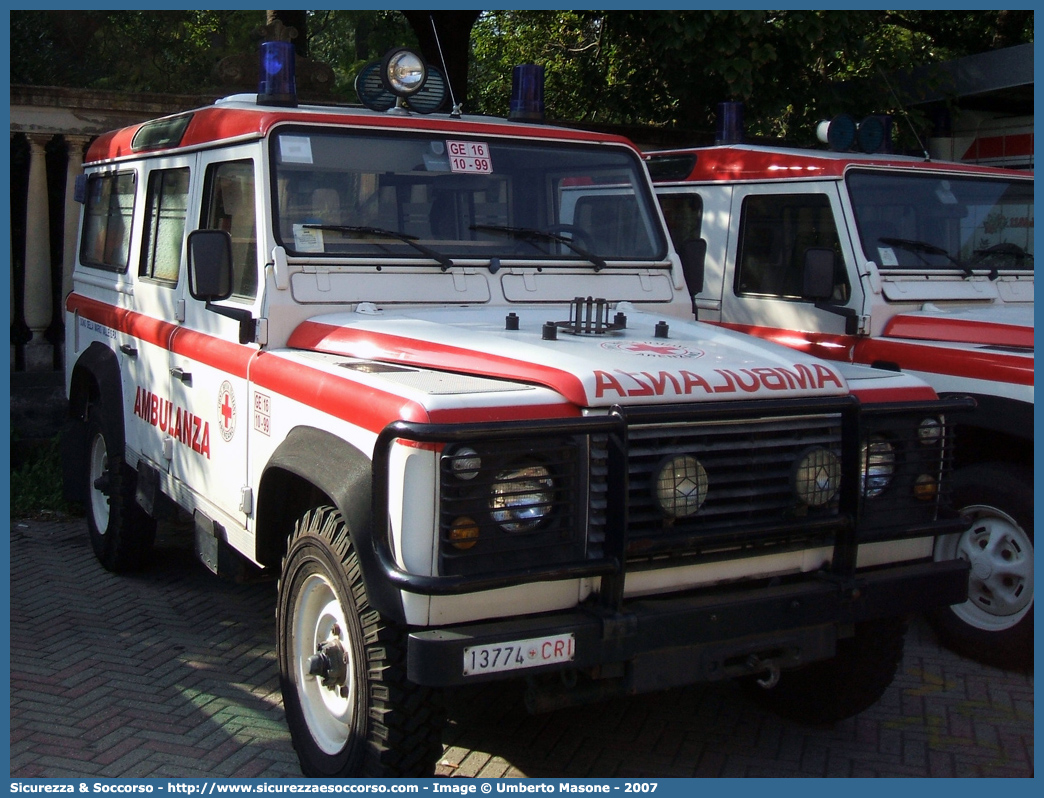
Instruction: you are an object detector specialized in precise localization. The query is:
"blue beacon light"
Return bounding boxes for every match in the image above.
[258,40,298,107]
[509,63,545,123]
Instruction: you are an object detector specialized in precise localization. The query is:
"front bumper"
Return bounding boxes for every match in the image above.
[407,557,969,690]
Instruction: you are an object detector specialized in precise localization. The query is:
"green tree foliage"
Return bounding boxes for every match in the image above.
[469,10,1032,146]
[11,10,1031,147]
[308,10,418,99]
[11,10,263,94]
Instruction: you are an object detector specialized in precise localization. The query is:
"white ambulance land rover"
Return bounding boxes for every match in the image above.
[63,48,970,777]
[648,144,1033,668]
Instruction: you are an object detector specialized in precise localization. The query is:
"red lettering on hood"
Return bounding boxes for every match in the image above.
[593,364,842,399]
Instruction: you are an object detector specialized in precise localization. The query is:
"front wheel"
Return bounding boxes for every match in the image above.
[277,505,444,777]
[741,617,907,726]
[927,463,1033,669]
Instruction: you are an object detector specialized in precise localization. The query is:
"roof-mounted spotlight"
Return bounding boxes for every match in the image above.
[816,114,856,152]
[257,40,298,107]
[381,47,428,96]
[356,48,447,114]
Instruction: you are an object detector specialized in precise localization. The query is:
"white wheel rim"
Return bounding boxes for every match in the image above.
[88,431,110,534]
[935,503,1034,631]
[292,571,356,755]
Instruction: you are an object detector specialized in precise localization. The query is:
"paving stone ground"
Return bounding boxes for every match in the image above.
[10,516,1034,779]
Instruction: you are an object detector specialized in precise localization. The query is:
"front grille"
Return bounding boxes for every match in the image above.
[373,396,965,597]
[617,413,845,558]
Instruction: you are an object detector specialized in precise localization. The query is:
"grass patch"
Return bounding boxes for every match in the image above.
[11,435,79,519]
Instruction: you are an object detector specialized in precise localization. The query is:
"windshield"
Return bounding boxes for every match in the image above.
[847,170,1033,274]
[271,128,667,265]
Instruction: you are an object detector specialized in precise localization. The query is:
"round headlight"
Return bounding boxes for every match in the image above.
[861,435,896,498]
[793,447,842,507]
[447,446,482,481]
[918,417,943,446]
[654,455,708,518]
[381,48,427,96]
[490,464,554,533]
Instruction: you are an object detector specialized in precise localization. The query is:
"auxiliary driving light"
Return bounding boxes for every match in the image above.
[654,455,709,518]
[793,448,842,507]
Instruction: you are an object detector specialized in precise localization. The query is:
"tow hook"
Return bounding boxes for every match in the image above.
[747,654,781,689]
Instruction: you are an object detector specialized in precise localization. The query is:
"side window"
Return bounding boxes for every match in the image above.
[139,168,190,284]
[80,172,136,272]
[735,194,849,302]
[203,161,257,299]
[658,193,703,248]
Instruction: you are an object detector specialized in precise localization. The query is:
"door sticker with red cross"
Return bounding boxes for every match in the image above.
[218,381,237,442]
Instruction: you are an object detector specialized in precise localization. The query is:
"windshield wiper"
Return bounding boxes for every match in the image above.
[301,224,454,271]
[971,243,1032,280]
[878,236,972,277]
[471,224,606,272]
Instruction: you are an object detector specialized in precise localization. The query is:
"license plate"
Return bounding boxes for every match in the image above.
[463,633,575,676]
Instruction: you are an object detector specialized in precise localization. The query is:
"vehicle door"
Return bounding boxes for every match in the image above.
[123,158,193,470]
[719,182,865,349]
[167,146,262,533]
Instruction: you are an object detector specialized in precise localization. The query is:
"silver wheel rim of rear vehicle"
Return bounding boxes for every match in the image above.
[88,430,110,534]
[935,504,1034,631]
[293,571,356,755]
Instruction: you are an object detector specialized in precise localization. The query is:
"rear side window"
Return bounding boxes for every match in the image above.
[139,168,190,285]
[80,172,136,272]
[735,194,849,302]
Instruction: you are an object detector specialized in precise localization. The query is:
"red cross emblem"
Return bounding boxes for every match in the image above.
[217,381,236,442]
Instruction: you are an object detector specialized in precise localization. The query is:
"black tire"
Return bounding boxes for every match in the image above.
[742,617,907,726]
[84,412,156,572]
[277,505,444,777]
[927,462,1033,670]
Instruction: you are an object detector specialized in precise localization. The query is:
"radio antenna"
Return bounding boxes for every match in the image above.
[430,15,461,118]
[876,64,929,161]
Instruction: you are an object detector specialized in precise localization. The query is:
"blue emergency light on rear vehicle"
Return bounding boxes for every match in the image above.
[716,101,744,145]
[258,40,297,107]
[509,63,545,122]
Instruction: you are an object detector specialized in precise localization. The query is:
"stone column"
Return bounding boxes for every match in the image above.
[61,135,90,306]
[23,134,54,370]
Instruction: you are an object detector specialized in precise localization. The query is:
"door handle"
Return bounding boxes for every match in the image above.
[120,344,138,357]
[170,367,192,385]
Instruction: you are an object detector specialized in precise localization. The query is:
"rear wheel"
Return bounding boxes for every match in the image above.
[84,412,155,572]
[927,463,1033,669]
[742,617,907,725]
[277,505,444,777]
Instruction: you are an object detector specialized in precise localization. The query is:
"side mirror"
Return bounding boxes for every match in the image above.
[802,247,836,301]
[679,238,706,296]
[187,229,233,302]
